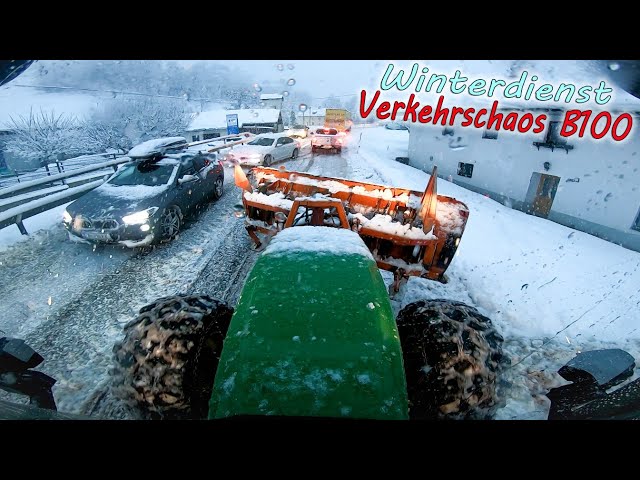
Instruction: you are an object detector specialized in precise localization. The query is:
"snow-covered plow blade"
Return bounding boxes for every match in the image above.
[235,165,469,284]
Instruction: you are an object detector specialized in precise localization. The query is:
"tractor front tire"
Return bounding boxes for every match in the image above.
[111,294,234,419]
[396,299,508,420]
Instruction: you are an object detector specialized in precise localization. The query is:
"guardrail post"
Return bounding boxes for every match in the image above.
[16,215,28,235]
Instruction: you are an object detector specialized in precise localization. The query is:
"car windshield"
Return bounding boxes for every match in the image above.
[248,137,275,146]
[108,162,175,186]
[316,128,337,135]
[292,125,306,129]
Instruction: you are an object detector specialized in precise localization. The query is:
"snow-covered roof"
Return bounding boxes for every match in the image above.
[260,94,284,100]
[0,85,102,131]
[297,108,326,118]
[128,137,187,158]
[188,108,281,131]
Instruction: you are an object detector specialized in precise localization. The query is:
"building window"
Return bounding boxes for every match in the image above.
[191,135,200,142]
[443,127,455,136]
[633,209,640,232]
[203,133,220,140]
[483,129,498,140]
[546,121,567,145]
[533,120,574,153]
[457,162,474,178]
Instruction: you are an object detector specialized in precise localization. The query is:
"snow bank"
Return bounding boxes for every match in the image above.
[350,213,436,241]
[0,202,70,252]
[436,201,468,235]
[349,126,640,419]
[264,226,373,260]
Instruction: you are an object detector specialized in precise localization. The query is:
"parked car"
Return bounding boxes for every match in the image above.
[311,127,343,153]
[224,133,299,167]
[385,122,409,130]
[63,137,224,248]
[288,124,309,138]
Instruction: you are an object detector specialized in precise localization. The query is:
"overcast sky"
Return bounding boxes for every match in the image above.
[203,60,385,100]
[195,60,625,104]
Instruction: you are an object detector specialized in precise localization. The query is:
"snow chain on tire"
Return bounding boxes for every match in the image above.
[111,294,233,419]
[396,299,509,420]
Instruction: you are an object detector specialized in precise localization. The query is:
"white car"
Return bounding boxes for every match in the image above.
[225,133,299,167]
[288,125,309,138]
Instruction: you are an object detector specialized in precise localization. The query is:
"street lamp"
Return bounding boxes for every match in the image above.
[299,103,308,127]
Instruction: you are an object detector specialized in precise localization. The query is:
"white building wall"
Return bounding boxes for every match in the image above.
[408,121,640,238]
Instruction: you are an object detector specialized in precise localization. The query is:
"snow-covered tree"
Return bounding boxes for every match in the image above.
[3,109,89,166]
[83,97,191,153]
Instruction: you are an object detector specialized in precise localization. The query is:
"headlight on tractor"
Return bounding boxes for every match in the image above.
[122,207,159,225]
[63,210,72,224]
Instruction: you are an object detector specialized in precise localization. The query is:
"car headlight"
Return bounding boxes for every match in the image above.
[63,209,72,223]
[122,207,159,225]
[249,153,262,159]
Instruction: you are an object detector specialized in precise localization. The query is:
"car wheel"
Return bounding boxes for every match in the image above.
[156,206,181,243]
[395,299,508,420]
[336,147,342,154]
[212,176,224,200]
[291,148,299,159]
[263,155,272,167]
[112,294,234,419]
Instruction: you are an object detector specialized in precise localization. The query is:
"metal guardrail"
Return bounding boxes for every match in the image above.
[0,179,105,233]
[0,153,124,189]
[0,135,256,237]
[0,156,130,235]
[0,157,127,198]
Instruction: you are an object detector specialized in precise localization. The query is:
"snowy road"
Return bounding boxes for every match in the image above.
[2,127,639,420]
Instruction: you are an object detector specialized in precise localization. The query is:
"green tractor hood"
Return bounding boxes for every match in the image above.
[209,227,408,420]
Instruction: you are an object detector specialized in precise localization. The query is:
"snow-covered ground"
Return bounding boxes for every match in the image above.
[0,202,70,252]
[344,126,640,419]
[1,125,638,420]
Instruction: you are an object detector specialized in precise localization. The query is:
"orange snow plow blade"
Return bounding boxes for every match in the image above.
[236,166,469,283]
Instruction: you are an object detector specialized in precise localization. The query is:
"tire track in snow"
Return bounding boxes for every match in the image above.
[3,174,249,413]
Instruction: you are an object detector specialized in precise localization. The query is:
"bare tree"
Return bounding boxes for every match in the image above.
[83,97,192,153]
[4,108,88,166]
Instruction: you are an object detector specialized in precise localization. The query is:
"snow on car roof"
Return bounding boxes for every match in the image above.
[188,108,281,131]
[263,226,374,259]
[127,137,187,158]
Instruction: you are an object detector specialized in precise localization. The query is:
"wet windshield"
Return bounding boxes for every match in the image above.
[108,163,175,186]
[248,137,275,146]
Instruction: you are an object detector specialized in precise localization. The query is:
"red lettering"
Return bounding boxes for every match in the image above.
[612,113,633,141]
[590,111,611,139]
[418,105,432,123]
[359,89,380,118]
[487,101,503,130]
[503,112,519,131]
[449,107,465,126]
[517,113,534,133]
[561,110,582,137]
[403,94,420,122]
[533,114,547,134]
[377,101,391,120]
[461,108,475,127]
[433,96,449,126]
[474,109,488,128]
[391,101,406,121]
